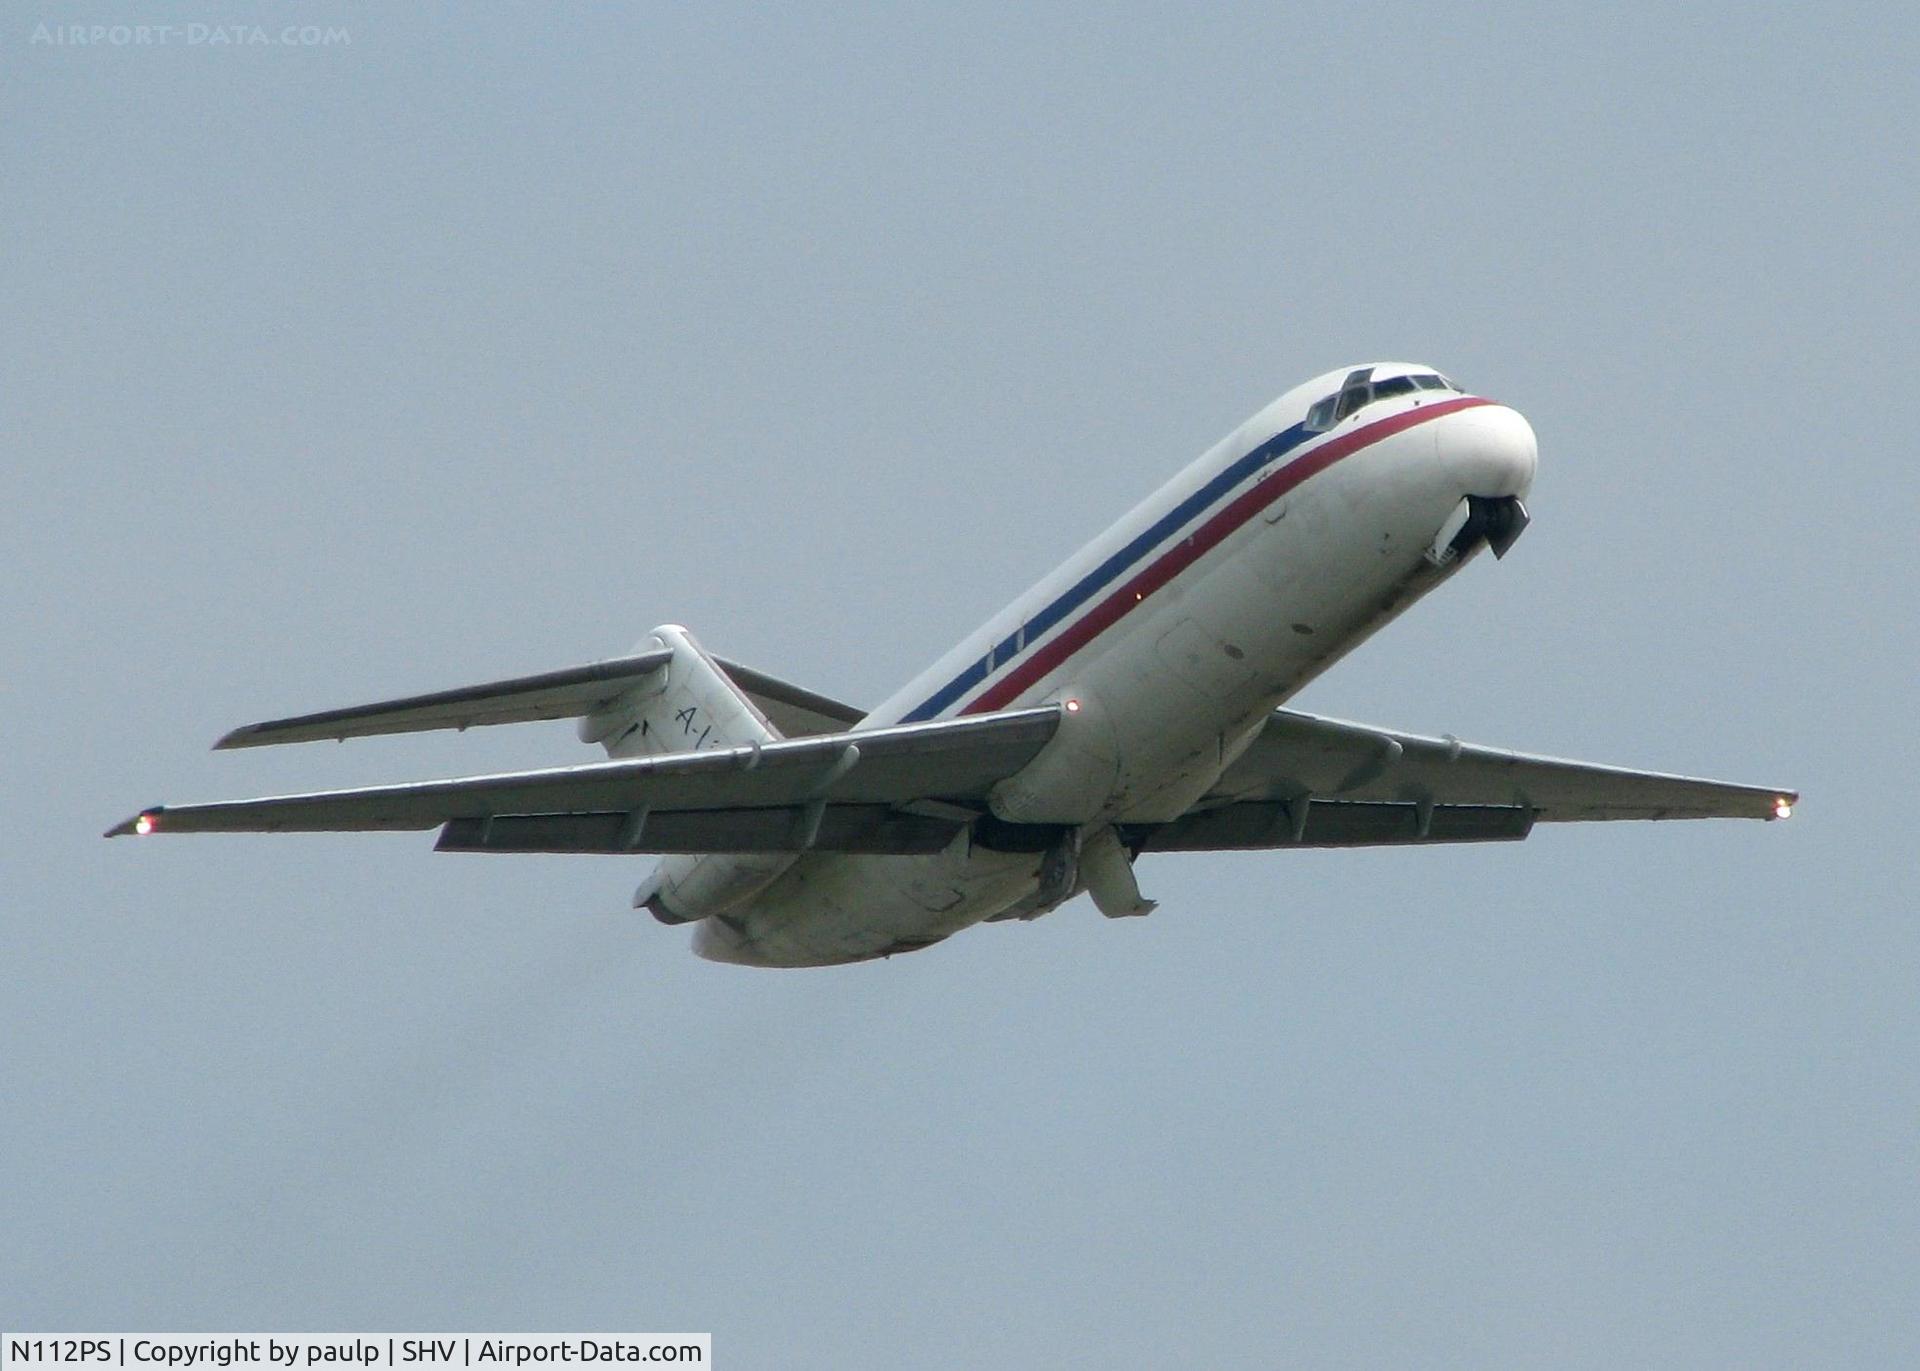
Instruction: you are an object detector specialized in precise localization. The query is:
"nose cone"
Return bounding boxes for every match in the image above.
[1436,403,1537,498]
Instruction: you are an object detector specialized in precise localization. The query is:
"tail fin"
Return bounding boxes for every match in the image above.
[580,624,783,759]
[591,626,792,923]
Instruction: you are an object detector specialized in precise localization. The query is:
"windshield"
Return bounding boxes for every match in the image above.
[1303,370,1457,432]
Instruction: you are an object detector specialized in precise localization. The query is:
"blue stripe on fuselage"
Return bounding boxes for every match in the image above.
[898,417,1315,723]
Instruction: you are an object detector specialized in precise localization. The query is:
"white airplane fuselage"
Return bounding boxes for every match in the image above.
[644,364,1538,966]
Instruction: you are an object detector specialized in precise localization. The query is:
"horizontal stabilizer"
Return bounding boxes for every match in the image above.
[215,651,674,749]
[713,658,866,736]
[212,650,867,750]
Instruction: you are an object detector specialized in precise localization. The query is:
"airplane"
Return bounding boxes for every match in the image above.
[109,362,1796,967]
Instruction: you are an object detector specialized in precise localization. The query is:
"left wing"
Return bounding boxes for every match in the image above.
[1135,708,1795,852]
[108,707,1059,856]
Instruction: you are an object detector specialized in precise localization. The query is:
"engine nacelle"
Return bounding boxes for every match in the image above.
[636,852,794,925]
[987,689,1121,824]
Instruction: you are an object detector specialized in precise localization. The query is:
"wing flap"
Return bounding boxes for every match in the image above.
[1131,800,1533,851]
[110,706,1060,840]
[1136,794,1528,848]
[1212,709,1796,822]
[433,804,958,855]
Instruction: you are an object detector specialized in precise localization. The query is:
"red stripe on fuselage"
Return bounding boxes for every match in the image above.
[960,395,1496,716]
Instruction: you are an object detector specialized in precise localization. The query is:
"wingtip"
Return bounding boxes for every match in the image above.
[106,807,162,838]
[212,726,256,750]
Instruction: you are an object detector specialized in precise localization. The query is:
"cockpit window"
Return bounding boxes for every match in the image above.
[1305,369,1459,431]
[1330,367,1375,423]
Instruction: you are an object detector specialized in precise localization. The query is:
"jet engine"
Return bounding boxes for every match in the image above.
[634,852,792,925]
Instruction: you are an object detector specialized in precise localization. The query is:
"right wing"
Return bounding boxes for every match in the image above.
[1133,707,1796,852]
[109,706,1059,856]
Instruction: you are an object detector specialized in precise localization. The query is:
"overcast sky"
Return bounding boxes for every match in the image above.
[5,3,1917,1366]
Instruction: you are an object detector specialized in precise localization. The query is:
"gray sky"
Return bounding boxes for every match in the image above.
[5,3,1917,1365]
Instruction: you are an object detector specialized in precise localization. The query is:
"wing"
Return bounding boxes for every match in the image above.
[109,707,1058,855]
[1136,708,1796,852]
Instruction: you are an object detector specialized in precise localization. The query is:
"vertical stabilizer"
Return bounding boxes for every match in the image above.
[583,626,794,923]
[579,624,783,760]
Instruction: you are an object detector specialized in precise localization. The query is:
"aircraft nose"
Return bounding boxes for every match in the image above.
[1435,403,1537,499]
